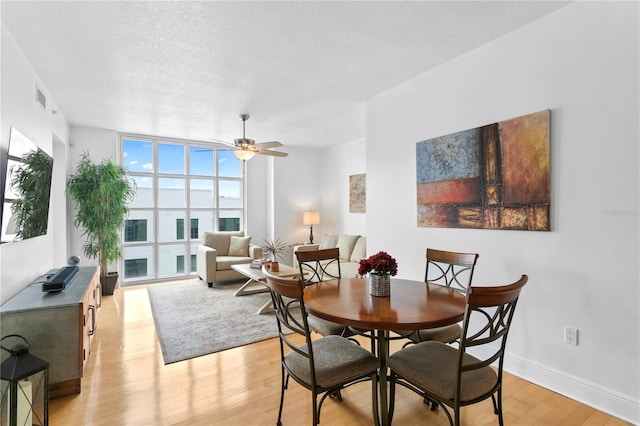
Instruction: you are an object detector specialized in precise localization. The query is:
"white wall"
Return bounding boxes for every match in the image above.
[271,146,322,265]
[366,2,638,422]
[0,25,70,304]
[246,154,269,242]
[248,136,367,262]
[269,140,368,253]
[321,137,367,238]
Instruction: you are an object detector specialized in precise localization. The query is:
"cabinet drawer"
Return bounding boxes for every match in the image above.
[81,272,100,373]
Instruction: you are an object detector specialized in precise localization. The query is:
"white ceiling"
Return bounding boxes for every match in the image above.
[1,1,569,149]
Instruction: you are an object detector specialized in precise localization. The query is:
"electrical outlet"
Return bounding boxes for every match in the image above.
[564,326,578,346]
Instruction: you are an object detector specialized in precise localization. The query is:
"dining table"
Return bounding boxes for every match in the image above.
[303,277,466,426]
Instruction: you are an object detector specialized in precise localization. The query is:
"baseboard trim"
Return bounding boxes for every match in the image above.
[505,352,639,425]
[49,378,81,399]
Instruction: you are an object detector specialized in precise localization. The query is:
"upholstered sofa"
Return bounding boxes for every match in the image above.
[293,234,366,278]
[196,231,262,287]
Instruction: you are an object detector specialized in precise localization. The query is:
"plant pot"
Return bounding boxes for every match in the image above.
[270,262,280,272]
[100,272,119,296]
[368,273,390,297]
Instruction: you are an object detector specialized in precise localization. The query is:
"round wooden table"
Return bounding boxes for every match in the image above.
[304,277,466,426]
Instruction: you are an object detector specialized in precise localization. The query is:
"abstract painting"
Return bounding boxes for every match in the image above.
[416,110,550,231]
[349,173,366,213]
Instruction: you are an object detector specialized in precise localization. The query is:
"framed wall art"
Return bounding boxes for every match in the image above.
[416,109,550,231]
[349,173,366,213]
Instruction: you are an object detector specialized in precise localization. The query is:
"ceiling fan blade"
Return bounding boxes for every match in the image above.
[194,146,237,152]
[254,148,288,157]
[208,138,236,147]
[254,141,282,149]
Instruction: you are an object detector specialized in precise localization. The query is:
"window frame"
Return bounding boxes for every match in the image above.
[119,133,246,284]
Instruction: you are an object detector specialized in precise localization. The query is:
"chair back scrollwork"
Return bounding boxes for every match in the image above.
[296,247,342,285]
[425,248,479,293]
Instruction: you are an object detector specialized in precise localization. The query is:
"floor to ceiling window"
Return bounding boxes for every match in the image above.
[120,134,245,284]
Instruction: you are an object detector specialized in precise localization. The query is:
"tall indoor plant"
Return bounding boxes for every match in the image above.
[66,152,135,295]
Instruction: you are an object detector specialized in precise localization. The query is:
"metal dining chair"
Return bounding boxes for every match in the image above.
[388,274,528,426]
[295,248,355,338]
[262,266,380,426]
[401,248,479,346]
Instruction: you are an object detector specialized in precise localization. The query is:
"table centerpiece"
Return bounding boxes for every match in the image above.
[358,251,398,297]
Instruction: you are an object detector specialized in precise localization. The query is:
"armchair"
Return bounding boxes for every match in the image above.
[196,231,262,287]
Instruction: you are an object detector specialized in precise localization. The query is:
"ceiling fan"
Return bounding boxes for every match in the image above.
[208,114,288,160]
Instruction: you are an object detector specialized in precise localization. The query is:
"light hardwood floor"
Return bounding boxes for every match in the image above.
[50,281,629,425]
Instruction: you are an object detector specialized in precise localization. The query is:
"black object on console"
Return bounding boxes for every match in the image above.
[42,266,79,292]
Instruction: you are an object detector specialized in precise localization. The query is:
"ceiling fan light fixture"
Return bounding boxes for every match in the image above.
[234,150,256,161]
[208,114,287,158]
[234,138,255,148]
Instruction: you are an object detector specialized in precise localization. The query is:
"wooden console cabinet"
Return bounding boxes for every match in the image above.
[0,266,101,398]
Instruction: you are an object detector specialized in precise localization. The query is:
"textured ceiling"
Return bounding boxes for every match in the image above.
[1,1,569,149]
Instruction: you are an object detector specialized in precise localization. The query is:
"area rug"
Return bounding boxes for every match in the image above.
[147,280,279,364]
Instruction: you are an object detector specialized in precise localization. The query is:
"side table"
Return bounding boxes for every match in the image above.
[231,263,302,314]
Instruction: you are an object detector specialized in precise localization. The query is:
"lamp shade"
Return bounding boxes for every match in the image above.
[233,150,255,161]
[303,211,320,225]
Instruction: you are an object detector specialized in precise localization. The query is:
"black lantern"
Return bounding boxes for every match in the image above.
[1,335,49,426]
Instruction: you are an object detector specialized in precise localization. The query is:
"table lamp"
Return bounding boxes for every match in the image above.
[303,211,320,244]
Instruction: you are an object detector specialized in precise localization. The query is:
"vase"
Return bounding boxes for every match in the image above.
[369,273,390,297]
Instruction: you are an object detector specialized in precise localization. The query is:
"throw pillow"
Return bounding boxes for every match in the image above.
[350,237,367,263]
[228,236,252,256]
[336,234,359,261]
[318,234,338,249]
[203,231,244,256]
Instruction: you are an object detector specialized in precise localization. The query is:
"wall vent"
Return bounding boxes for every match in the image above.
[35,84,46,109]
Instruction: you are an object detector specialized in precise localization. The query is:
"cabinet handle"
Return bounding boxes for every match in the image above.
[97,284,102,308]
[88,305,96,335]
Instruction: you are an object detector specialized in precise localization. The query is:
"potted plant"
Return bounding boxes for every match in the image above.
[358,251,398,297]
[66,151,135,295]
[262,238,289,272]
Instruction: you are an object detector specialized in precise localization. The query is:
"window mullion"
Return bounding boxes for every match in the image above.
[120,134,244,284]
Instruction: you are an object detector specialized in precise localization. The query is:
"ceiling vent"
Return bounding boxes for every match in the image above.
[35,84,46,109]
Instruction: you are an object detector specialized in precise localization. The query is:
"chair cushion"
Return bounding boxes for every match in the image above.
[307,314,355,337]
[336,234,359,261]
[228,236,251,256]
[388,341,497,402]
[319,234,338,249]
[350,237,366,263]
[410,324,462,344]
[284,335,379,389]
[216,256,252,271]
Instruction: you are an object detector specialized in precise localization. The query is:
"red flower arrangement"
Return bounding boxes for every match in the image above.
[358,251,398,276]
